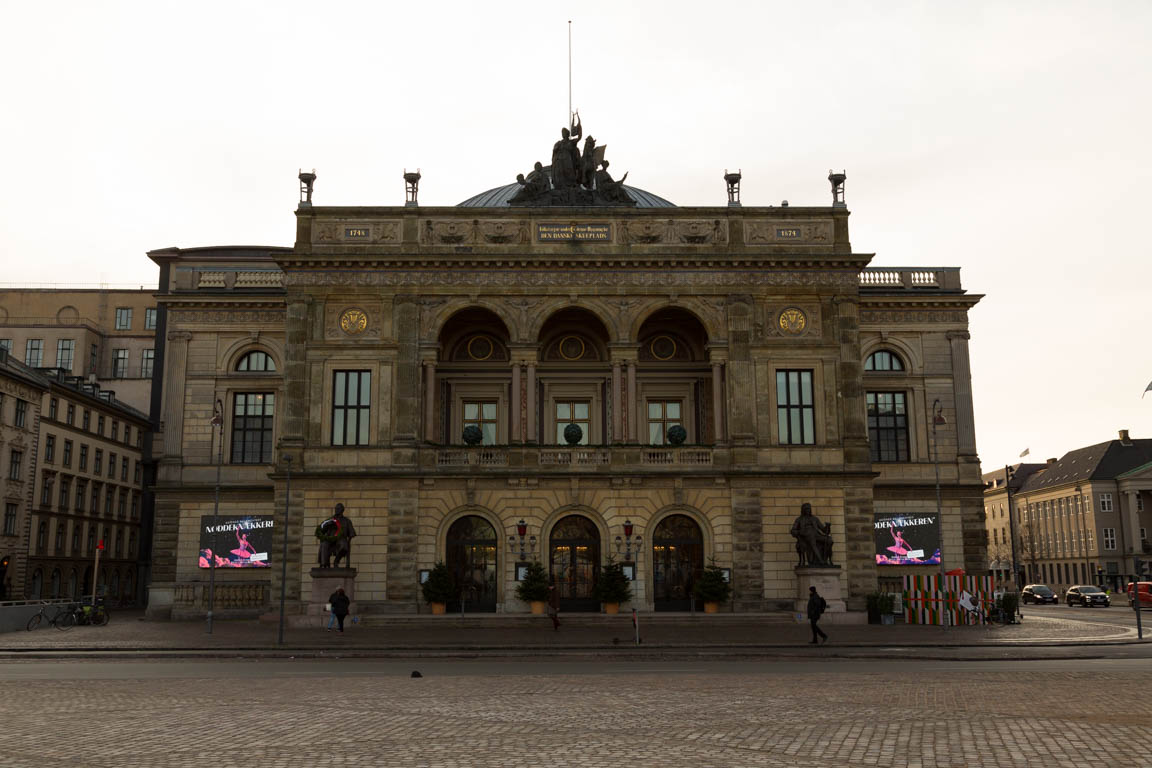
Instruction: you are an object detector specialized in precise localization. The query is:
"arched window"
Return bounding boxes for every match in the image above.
[236,351,276,372]
[864,350,905,372]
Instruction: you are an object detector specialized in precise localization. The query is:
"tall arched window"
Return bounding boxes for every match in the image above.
[864,350,905,371]
[236,351,276,372]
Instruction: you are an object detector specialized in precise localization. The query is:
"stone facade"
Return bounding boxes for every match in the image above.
[145,202,984,618]
[0,350,48,599]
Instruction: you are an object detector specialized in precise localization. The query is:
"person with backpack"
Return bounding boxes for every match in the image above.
[329,588,351,633]
[807,585,828,644]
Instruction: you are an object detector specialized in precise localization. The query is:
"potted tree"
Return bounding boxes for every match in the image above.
[421,561,455,615]
[692,564,731,613]
[867,591,896,624]
[515,561,550,614]
[592,560,632,614]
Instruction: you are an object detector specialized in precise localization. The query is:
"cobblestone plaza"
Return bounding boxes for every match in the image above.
[1,657,1149,767]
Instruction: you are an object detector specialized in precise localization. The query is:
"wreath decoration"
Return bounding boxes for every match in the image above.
[314,517,343,544]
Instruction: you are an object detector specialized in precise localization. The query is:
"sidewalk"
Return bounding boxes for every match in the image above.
[0,609,1142,659]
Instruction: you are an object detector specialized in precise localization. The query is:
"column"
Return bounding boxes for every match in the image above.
[423,361,436,442]
[511,363,522,443]
[711,361,724,444]
[947,331,977,458]
[611,362,622,442]
[525,363,536,444]
[160,331,191,457]
[626,361,637,442]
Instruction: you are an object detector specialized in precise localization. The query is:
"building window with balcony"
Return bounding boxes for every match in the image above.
[3,503,15,536]
[1103,527,1116,550]
[14,399,27,428]
[554,401,590,445]
[141,349,154,379]
[9,450,22,480]
[864,350,905,372]
[114,308,132,330]
[145,308,157,330]
[332,371,370,446]
[56,339,75,371]
[866,392,910,461]
[111,349,128,378]
[646,400,683,445]
[1100,493,1113,512]
[776,370,815,445]
[44,435,56,463]
[25,339,43,367]
[232,393,275,463]
[462,401,499,445]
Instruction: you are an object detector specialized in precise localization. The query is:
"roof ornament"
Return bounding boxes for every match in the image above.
[509,114,635,207]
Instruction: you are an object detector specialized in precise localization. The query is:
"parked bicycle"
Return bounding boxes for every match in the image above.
[25,602,77,632]
[74,598,110,627]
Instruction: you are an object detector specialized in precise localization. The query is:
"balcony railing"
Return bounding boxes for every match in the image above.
[431,445,716,469]
[539,448,612,466]
[436,449,509,467]
[859,267,962,291]
[641,448,714,466]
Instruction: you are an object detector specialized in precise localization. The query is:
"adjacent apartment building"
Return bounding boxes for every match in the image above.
[0,349,48,600]
[984,430,1152,593]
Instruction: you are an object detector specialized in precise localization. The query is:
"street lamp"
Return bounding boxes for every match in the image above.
[206,398,224,635]
[508,519,536,562]
[1005,465,1021,590]
[1074,484,1092,586]
[614,519,642,562]
[277,453,291,645]
[931,399,948,623]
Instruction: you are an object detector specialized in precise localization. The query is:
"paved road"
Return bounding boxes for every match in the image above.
[2,657,1149,767]
[1022,603,1150,629]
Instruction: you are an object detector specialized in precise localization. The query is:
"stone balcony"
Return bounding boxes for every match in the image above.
[427,445,724,472]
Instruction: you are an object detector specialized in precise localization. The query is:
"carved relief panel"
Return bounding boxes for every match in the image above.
[323,301,389,340]
[744,219,833,245]
[312,220,401,245]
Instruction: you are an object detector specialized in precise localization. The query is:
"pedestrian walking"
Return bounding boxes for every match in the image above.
[329,588,351,633]
[807,585,828,644]
[547,584,561,631]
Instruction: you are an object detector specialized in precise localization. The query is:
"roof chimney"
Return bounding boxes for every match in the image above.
[1119,429,1132,445]
[1047,457,1058,466]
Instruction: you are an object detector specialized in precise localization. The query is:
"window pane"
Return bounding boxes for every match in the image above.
[333,413,345,445]
[776,372,787,404]
[481,423,496,445]
[482,402,497,420]
[334,373,346,406]
[649,423,663,444]
[358,372,371,405]
[464,403,478,420]
[778,408,789,443]
[556,424,566,443]
[556,403,570,420]
[802,411,814,442]
[666,402,681,419]
[577,423,589,445]
[648,402,662,419]
[574,403,588,420]
[800,372,812,405]
[358,409,369,444]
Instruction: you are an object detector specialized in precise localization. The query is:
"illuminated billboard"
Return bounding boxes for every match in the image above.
[874,513,941,566]
[198,515,274,569]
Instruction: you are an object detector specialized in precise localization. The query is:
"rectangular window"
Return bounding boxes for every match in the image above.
[3,503,15,536]
[141,349,154,378]
[1139,495,1145,512]
[555,401,590,445]
[130,494,139,520]
[1103,527,1116,550]
[56,339,75,371]
[48,398,58,420]
[332,371,371,446]
[75,480,86,511]
[117,490,127,518]
[90,484,100,515]
[231,392,276,463]
[14,399,26,428]
[646,400,683,445]
[93,449,103,475]
[1100,493,1113,512]
[133,460,141,484]
[0,339,10,353]
[66,403,74,425]
[45,435,56,463]
[866,391,910,461]
[62,440,72,467]
[58,477,70,509]
[115,307,133,330]
[463,401,499,445]
[41,478,53,507]
[145,308,158,330]
[8,450,22,480]
[112,349,128,378]
[120,457,128,481]
[104,488,114,516]
[25,339,43,367]
[123,425,131,446]
[111,421,119,441]
[108,452,116,479]
[1142,527,1147,542]
[82,409,90,431]
[776,370,815,445]
[97,415,104,435]
[89,344,98,374]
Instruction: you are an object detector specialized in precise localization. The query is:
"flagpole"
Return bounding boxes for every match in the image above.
[568,20,573,123]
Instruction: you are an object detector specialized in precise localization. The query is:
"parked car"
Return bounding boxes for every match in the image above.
[1021,584,1058,604]
[1065,585,1111,607]
[1126,581,1152,609]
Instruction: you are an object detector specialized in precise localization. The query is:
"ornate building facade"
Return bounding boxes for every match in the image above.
[144,158,985,619]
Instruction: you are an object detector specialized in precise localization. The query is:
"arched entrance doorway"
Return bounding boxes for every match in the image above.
[652,514,704,611]
[445,515,497,612]
[549,515,600,611]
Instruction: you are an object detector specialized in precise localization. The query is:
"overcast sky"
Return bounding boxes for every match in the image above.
[1,0,1149,468]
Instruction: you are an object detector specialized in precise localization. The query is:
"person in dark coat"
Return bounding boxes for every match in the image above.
[807,585,828,644]
[329,588,351,633]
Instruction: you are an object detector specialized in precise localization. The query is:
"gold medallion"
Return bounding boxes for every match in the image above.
[779,308,807,335]
[339,308,368,335]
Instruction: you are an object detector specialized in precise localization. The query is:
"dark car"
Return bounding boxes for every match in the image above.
[1022,584,1058,604]
[1065,585,1111,607]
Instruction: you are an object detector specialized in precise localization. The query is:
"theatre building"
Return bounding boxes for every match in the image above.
[144,131,984,619]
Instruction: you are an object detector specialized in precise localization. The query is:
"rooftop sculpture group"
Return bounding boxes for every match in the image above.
[509,112,635,207]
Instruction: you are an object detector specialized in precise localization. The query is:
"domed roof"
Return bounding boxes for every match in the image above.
[457,167,675,208]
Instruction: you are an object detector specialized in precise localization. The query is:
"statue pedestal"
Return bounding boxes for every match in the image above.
[309,567,358,617]
[795,566,846,615]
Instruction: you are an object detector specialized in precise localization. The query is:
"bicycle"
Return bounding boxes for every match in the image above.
[25,602,77,632]
[75,600,110,627]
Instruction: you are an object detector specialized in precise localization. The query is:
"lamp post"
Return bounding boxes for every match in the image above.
[206,398,223,635]
[277,454,291,645]
[1074,484,1092,587]
[614,519,642,562]
[508,519,536,562]
[1005,465,1020,590]
[931,399,948,624]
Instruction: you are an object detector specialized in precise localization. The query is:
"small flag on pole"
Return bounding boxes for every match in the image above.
[1019,448,1030,458]
[1143,380,1152,398]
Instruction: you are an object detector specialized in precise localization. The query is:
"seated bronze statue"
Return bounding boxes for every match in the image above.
[790,502,835,567]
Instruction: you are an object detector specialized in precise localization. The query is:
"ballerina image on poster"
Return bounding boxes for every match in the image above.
[231,528,255,561]
[886,526,911,557]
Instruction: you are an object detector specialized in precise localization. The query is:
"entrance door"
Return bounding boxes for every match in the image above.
[549,515,600,611]
[445,515,497,613]
[652,514,704,611]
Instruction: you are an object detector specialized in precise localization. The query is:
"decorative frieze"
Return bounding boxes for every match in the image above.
[745,219,833,245]
[286,269,858,289]
[313,220,401,245]
[168,309,286,324]
[860,310,969,324]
